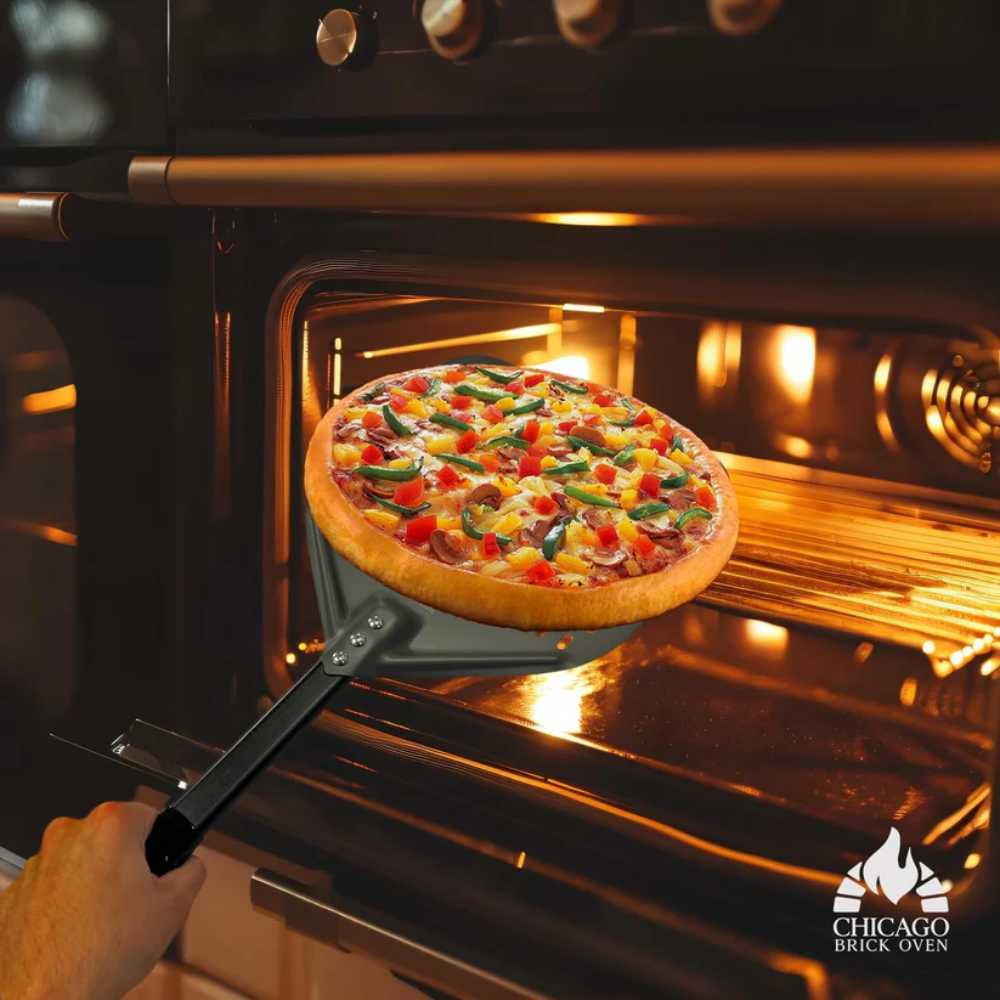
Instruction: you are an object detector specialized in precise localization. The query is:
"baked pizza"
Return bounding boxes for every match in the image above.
[305,364,738,631]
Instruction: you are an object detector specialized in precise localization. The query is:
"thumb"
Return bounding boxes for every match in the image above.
[157,854,207,913]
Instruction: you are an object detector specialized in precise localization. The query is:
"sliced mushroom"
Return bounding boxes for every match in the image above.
[363,426,396,447]
[521,516,556,547]
[363,482,396,501]
[551,491,572,512]
[429,529,467,565]
[547,444,572,459]
[467,483,502,509]
[581,508,608,530]
[497,446,523,462]
[590,548,627,568]
[638,522,681,543]
[335,420,362,440]
[569,424,606,447]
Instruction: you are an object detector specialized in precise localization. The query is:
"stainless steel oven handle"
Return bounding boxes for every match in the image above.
[250,869,546,1000]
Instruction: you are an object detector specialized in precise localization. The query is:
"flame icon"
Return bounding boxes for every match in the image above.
[860,828,919,904]
[833,827,949,913]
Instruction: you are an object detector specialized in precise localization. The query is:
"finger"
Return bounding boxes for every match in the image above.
[39,815,75,854]
[157,854,207,909]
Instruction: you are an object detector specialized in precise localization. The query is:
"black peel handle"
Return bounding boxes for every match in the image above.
[143,598,417,876]
[146,807,198,876]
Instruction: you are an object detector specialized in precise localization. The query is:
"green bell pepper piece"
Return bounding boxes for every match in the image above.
[475,366,522,384]
[551,379,588,395]
[542,460,589,476]
[564,485,619,508]
[628,501,672,521]
[461,506,512,545]
[675,507,712,530]
[542,519,568,561]
[511,397,545,415]
[566,435,617,457]
[382,404,413,437]
[455,383,512,403]
[356,458,423,481]
[375,498,431,518]
[439,453,485,473]
[660,471,689,489]
[430,412,471,432]
[484,435,529,450]
[613,443,637,467]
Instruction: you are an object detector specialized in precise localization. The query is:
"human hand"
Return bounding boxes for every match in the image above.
[0,801,206,1000]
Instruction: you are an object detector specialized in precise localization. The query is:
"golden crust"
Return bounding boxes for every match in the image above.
[305,368,739,632]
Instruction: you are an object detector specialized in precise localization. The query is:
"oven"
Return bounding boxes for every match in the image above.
[3,2,1000,998]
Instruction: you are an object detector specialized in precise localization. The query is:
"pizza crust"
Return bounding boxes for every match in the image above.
[305,371,739,632]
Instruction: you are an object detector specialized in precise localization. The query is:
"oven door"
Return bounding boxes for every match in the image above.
[60,211,1000,998]
[0,201,207,856]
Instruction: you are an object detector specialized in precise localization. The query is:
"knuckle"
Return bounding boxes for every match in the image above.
[88,801,121,824]
[40,816,71,848]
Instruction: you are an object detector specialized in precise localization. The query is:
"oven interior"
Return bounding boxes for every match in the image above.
[282,290,999,896]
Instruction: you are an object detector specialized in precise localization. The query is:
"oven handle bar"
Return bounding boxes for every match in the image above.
[250,869,546,1000]
[130,146,1000,228]
[0,193,69,241]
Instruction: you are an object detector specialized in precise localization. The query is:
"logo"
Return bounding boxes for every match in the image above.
[832,828,950,953]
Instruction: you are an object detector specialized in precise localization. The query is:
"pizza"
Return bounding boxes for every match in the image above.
[305,363,738,631]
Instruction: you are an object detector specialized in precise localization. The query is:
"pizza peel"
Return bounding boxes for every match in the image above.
[144,511,640,875]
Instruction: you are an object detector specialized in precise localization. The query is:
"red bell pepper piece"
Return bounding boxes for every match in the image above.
[593,391,614,407]
[519,454,542,479]
[633,535,655,557]
[483,404,504,424]
[393,478,424,506]
[450,394,472,409]
[389,395,408,413]
[525,560,556,583]
[532,495,557,515]
[436,464,461,488]
[456,429,479,453]
[405,375,429,393]
[640,472,661,497]
[557,420,576,433]
[649,437,668,455]
[523,372,544,387]
[360,444,383,465]
[481,531,500,557]
[597,524,619,547]
[405,514,438,544]
[444,368,466,384]
[521,419,540,443]
[478,452,499,472]
[695,485,717,510]
[593,463,616,485]
[362,410,382,429]
[633,408,653,427]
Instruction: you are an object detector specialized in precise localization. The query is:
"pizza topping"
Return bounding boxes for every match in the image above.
[541,518,570,561]
[357,459,423,481]
[429,528,467,564]
[676,507,713,531]
[329,364,722,587]
[564,485,619,508]
[376,498,432,518]
[382,404,413,437]
[467,483,502,509]
[405,514,438,545]
[430,412,471,432]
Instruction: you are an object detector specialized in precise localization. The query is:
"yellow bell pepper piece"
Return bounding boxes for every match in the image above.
[388,457,412,469]
[539,421,554,436]
[580,403,600,414]
[670,449,694,466]
[506,546,541,570]
[496,477,521,497]
[346,407,366,420]
[497,397,516,411]
[551,399,572,414]
[556,552,590,575]
[616,516,639,541]
[540,455,559,470]
[363,508,399,532]
[619,488,638,510]
[405,398,429,418]
[332,444,360,467]
[605,430,628,450]
[634,448,657,470]
[426,434,456,455]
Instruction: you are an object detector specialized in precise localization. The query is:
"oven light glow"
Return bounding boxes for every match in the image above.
[177,780,189,791]
[744,618,789,655]
[532,212,646,227]
[21,382,76,414]
[561,303,605,314]
[533,355,591,381]
[964,852,982,870]
[771,431,813,460]
[981,657,1000,677]
[285,652,297,665]
[359,323,560,359]
[775,326,815,404]
[899,678,918,706]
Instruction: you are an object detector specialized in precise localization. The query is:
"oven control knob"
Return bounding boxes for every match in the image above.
[707,0,782,36]
[421,0,486,61]
[316,9,376,69]
[553,0,623,49]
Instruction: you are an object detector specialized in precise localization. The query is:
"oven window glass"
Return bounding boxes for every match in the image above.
[0,296,76,726]
[284,292,998,888]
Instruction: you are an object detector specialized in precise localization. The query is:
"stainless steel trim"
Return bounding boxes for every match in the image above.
[0,193,69,241]
[251,868,548,1000]
[129,146,1000,228]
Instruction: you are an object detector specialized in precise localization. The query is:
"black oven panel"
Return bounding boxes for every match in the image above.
[170,0,1000,145]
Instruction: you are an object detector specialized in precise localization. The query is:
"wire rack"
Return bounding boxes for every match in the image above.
[701,456,1000,676]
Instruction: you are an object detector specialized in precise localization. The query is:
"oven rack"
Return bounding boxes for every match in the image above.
[702,456,1000,677]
